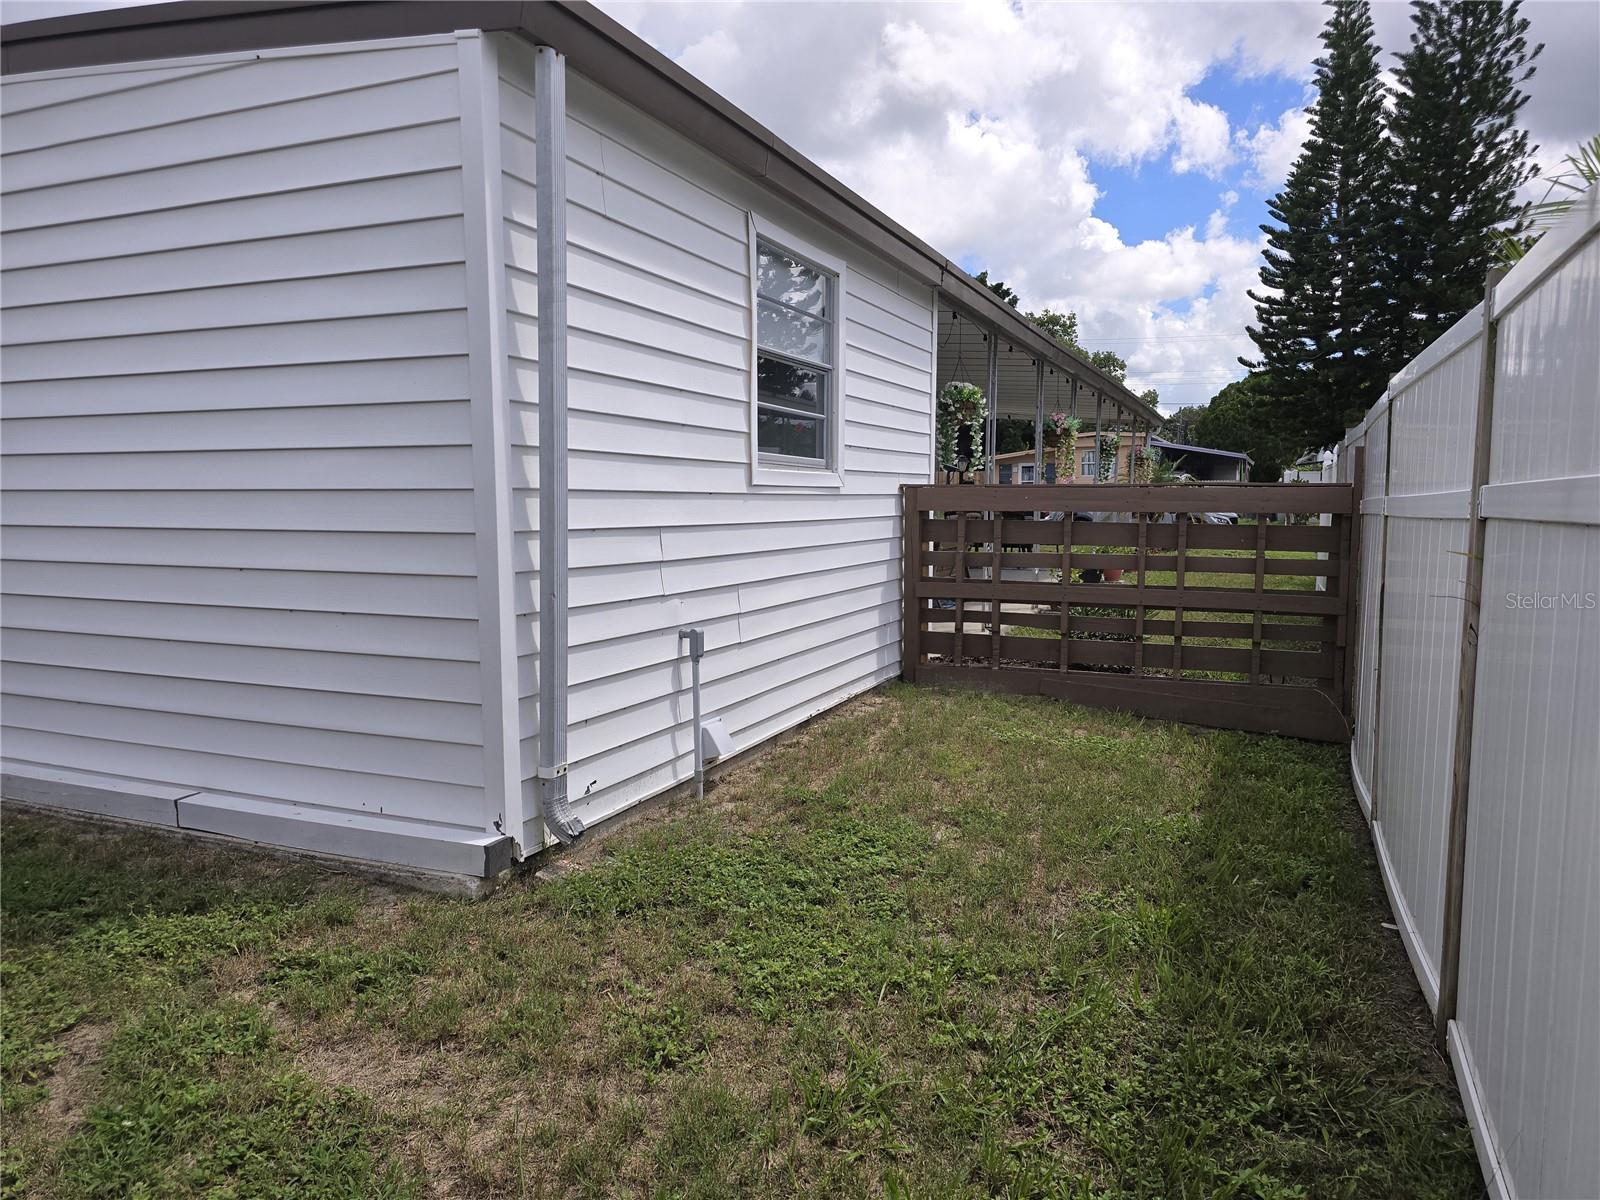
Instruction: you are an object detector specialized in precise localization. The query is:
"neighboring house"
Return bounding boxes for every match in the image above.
[996,431,1250,483]
[1282,450,1336,483]
[0,1,1160,881]
[995,429,1151,483]
[1147,436,1251,482]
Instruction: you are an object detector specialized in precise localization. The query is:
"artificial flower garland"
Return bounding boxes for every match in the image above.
[1047,411,1081,480]
[936,381,990,479]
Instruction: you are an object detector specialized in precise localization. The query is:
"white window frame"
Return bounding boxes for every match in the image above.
[748,213,847,489]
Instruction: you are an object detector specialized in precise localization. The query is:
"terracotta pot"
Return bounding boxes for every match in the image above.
[1103,568,1125,583]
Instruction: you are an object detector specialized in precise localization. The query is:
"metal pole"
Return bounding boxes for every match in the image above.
[1094,393,1103,483]
[1033,358,1045,484]
[985,329,999,483]
[535,46,582,843]
[679,628,705,801]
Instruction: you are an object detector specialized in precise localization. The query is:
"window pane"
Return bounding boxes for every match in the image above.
[756,299,828,362]
[757,244,827,316]
[758,407,825,460]
[757,355,825,414]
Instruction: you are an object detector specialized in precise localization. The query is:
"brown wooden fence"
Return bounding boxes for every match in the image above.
[900,482,1360,742]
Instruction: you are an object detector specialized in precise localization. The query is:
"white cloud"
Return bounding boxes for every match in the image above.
[1238,107,1314,193]
[1172,100,1236,177]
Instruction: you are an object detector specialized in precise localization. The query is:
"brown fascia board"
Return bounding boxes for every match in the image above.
[0,0,1160,426]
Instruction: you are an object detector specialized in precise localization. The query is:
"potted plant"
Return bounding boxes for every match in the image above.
[1099,541,1126,584]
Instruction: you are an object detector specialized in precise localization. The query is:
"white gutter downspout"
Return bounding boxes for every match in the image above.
[534,44,583,844]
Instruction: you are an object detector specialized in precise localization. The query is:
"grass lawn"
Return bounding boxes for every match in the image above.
[0,686,1481,1199]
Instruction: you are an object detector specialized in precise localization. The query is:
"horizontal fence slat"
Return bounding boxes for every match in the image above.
[920,517,1342,553]
[909,482,1355,514]
[921,631,1335,680]
[971,608,1333,643]
[912,663,1350,742]
[921,549,1336,577]
[914,578,1346,616]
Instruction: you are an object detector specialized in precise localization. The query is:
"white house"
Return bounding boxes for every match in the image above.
[0,1,1160,883]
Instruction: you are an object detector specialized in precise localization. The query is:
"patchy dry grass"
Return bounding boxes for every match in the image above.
[1,686,1480,1198]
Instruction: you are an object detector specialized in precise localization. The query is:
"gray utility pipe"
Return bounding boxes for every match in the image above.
[679,628,706,801]
[534,44,583,844]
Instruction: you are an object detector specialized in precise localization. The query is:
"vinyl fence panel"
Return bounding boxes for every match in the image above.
[1336,190,1599,1200]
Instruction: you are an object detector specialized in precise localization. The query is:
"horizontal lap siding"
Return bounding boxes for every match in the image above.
[0,38,488,833]
[497,41,931,847]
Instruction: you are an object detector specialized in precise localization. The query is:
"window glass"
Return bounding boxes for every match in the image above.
[758,358,825,414]
[756,299,829,364]
[755,237,834,466]
[757,408,825,460]
[757,246,827,317]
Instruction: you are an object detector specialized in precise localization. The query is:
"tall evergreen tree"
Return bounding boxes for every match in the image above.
[1385,0,1541,362]
[1245,0,1391,451]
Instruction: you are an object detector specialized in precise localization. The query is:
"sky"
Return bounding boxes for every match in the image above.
[8,0,1598,413]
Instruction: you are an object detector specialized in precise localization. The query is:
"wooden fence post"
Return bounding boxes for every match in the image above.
[901,484,921,683]
[1340,449,1365,721]
[1435,267,1506,1047]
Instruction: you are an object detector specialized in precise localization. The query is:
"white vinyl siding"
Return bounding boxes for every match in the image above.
[497,39,933,848]
[0,37,494,846]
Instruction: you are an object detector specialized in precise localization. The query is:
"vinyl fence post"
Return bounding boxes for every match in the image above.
[1435,267,1507,1047]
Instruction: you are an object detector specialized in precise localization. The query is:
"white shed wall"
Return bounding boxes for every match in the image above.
[493,39,934,847]
[0,36,509,867]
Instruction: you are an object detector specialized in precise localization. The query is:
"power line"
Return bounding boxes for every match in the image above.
[1077,332,1250,343]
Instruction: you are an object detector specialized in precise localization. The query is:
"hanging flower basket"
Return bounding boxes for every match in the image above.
[936,381,990,482]
[1098,431,1121,482]
[1047,411,1080,481]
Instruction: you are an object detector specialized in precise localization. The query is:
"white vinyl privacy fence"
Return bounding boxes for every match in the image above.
[1335,191,1598,1200]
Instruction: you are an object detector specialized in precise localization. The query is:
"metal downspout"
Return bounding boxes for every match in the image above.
[535,44,583,844]
[679,629,706,802]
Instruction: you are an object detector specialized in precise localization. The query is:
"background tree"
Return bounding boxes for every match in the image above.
[1386,0,1541,360]
[1027,307,1130,380]
[1194,374,1300,482]
[974,270,1020,307]
[1160,405,1209,444]
[1244,0,1392,451]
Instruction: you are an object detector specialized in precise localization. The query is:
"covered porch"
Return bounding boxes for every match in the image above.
[933,289,1163,485]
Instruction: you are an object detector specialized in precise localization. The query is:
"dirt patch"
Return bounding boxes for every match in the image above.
[34,1020,114,1140]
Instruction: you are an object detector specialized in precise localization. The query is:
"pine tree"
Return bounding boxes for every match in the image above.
[1245,0,1392,451]
[1386,0,1541,362]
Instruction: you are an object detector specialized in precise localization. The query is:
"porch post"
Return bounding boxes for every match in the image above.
[1094,393,1103,483]
[1033,358,1045,483]
[985,329,999,483]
